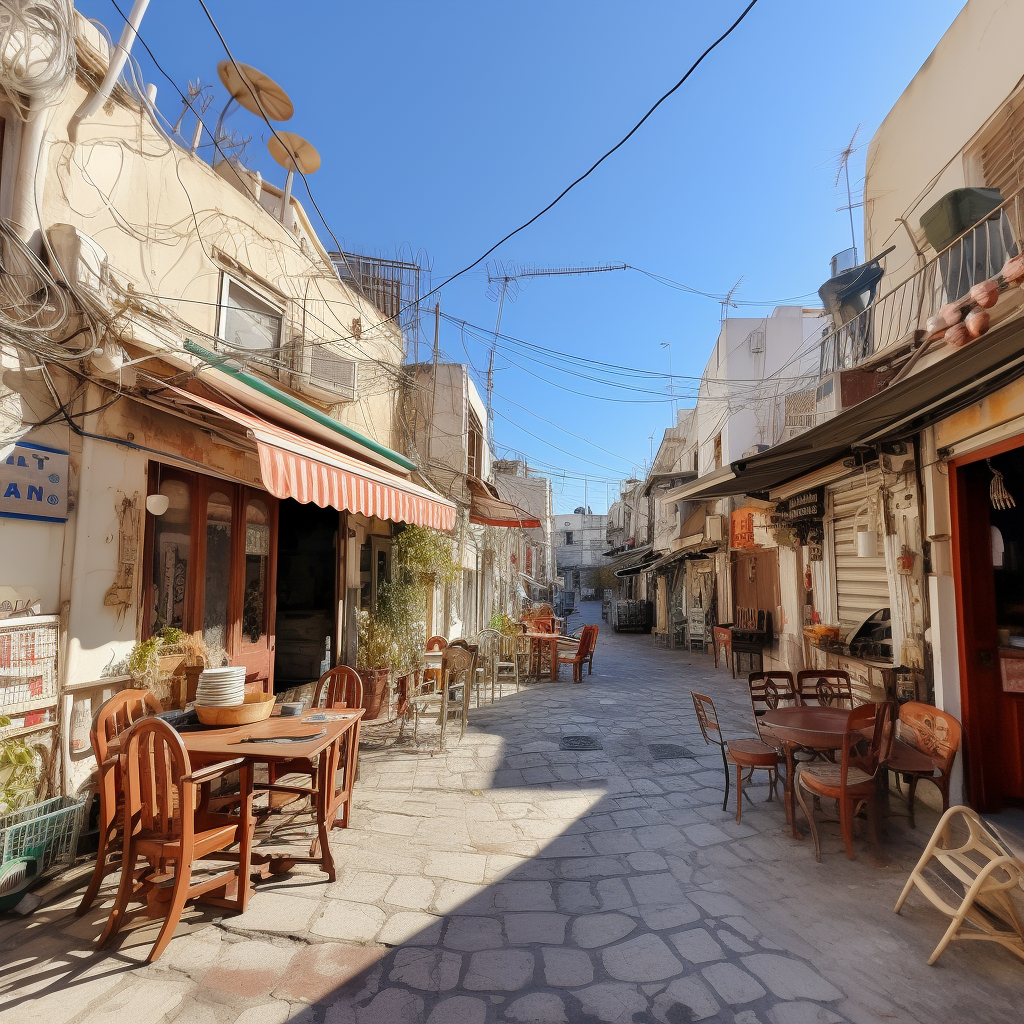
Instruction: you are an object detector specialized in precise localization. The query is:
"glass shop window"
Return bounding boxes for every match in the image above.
[149,476,191,632]
[243,498,270,643]
[203,490,233,661]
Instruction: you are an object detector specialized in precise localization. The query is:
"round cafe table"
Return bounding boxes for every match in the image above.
[761,705,851,839]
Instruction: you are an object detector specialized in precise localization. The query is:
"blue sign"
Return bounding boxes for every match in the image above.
[0,441,70,523]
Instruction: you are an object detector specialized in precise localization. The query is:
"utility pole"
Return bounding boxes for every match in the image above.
[427,301,440,468]
[660,341,676,423]
[486,277,509,442]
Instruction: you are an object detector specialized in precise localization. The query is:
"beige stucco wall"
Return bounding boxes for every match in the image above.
[24,67,403,453]
[864,0,1024,295]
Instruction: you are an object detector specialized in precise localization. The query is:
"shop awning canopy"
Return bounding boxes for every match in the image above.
[669,318,1024,501]
[166,387,457,531]
[468,477,541,528]
[606,545,656,578]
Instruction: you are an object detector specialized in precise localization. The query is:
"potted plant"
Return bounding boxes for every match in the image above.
[355,526,460,720]
[0,717,44,815]
[127,628,208,708]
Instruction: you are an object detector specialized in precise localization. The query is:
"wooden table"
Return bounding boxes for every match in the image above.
[761,705,850,839]
[523,632,561,681]
[183,711,362,883]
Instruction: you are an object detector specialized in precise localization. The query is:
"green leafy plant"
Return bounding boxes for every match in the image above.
[488,612,520,638]
[0,717,44,815]
[127,628,209,700]
[357,526,461,675]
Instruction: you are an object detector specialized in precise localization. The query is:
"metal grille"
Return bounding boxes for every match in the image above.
[0,619,59,722]
[559,735,603,751]
[829,469,889,628]
[308,347,357,401]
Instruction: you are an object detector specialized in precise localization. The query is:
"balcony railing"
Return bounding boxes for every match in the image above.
[820,184,1024,376]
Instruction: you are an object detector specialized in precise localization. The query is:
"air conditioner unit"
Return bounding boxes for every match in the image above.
[741,443,769,459]
[780,424,810,443]
[705,514,724,542]
[294,344,358,403]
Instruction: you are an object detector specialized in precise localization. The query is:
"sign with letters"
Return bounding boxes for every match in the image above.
[0,441,70,523]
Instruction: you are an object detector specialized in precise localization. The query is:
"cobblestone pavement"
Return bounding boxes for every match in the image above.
[2,602,1022,1024]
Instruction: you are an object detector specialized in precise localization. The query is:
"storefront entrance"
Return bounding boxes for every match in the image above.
[145,466,278,691]
[951,440,1024,810]
[274,500,340,692]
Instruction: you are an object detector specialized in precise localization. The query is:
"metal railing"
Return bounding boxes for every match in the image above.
[820,185,1024,375]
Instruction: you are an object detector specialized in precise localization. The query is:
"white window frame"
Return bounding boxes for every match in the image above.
[216,272,286,356]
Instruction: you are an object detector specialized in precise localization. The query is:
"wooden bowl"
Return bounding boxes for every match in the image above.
[195,692,276,726]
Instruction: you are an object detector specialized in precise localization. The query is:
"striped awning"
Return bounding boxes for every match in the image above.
[468,477,541,528]
[167,387,456,531]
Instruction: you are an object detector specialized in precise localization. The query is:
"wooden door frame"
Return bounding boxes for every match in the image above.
[237,487,279,692]
[949,430,1024,810]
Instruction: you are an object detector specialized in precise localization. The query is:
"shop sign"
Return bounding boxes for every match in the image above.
[0,442,69,523]
[731,506,770,549]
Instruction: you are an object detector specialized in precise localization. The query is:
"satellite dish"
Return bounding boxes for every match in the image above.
[268,132,321,175]
[217,60,294,121]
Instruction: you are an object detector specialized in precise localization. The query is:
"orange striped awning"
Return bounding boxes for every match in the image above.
[168,387,456,531]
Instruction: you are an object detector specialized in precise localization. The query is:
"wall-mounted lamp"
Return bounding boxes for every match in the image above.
[146,494,170,516]
[855,500,878,558]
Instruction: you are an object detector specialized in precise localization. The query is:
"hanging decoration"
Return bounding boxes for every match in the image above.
[103,492,141,622]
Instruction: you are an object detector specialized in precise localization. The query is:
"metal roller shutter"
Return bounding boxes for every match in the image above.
[829,469,889,628]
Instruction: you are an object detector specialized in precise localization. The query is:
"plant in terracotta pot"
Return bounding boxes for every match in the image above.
[127,628,208,708]
[356,526,460,720]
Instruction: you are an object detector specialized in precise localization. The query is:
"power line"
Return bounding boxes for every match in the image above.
[195,0,760,334]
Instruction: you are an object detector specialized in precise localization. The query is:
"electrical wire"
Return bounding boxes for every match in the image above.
[194,0,761,333]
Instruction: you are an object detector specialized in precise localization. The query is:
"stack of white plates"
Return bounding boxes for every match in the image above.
[195,666,246,707]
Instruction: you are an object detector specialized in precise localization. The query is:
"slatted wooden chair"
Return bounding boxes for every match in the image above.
[795,701,895,861]
[558,625,598,683]
[887,701,962,828]
[408,642,477,749]
[264,667,364,825]
[690,691,782,823]
[76,688,162,917]
[747,671,797,748]
[98,717,252,962]
[795,669,854,708]
[895,804,1024,965]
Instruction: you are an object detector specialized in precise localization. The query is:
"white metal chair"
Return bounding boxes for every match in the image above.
[895,804,1024,965]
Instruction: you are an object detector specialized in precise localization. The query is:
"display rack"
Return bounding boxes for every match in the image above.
[0,615,60,738]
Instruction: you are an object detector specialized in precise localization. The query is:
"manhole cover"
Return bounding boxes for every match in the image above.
[648,743,695,760]
[560,735,603,751]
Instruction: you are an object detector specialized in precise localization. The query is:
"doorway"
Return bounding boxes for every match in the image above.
[273,500,339,692]
[951,442,1024,810]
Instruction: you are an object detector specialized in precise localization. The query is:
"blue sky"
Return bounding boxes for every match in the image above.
[79,0,966,512]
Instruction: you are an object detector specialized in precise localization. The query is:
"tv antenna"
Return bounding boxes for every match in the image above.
[834,125,862,262]
[720,277,743,323]
[483,262,628,426]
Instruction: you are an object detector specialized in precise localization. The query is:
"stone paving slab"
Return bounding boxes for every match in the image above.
[2,602,1022,1024]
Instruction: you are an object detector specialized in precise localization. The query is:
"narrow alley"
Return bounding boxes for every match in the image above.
[2,604,1018,1024]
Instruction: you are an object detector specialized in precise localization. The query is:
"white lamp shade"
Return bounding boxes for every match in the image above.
[146,493,170,516]
[856,527,878,558]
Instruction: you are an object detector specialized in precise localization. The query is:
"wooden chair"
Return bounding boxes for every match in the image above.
[99,717,252,962]
[690,691,782,823]
[408,642,477,749]
[426,635,448,651]
[76,688,162,917]
[558,625,598,683]
[895,804,1024,965]
[265,666,364,812]
[887,701,962,828]
[747,671,797,748]
[794,701,894,861]
[473,629,503,703]
[796,669,854,708]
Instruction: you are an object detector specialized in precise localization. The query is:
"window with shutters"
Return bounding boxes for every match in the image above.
[972,91,1024,200]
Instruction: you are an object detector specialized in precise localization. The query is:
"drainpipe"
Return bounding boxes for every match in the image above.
[9,103,48,250]
[73,0,151,124]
